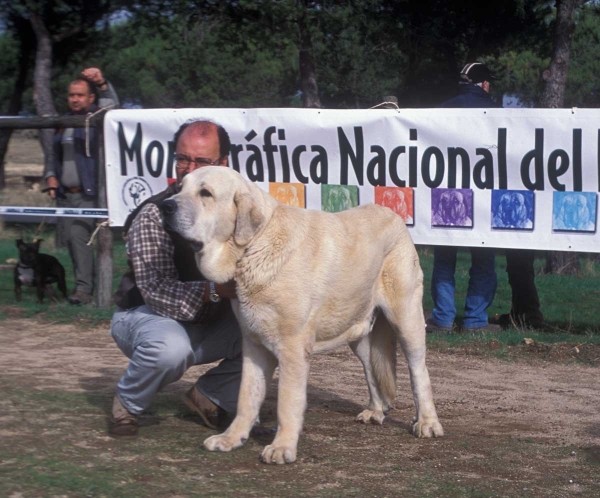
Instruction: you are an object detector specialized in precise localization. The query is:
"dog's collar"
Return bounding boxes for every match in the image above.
[17,262,34,269]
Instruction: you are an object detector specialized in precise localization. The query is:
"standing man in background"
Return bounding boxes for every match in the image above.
[44,67,119,305]
[427,63,501,333]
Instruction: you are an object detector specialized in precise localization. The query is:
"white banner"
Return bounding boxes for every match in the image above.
[104,108,600,252]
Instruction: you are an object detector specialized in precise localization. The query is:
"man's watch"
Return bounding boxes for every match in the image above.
[208,281,222,303]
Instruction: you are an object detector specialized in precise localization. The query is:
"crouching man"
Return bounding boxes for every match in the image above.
[109,120,241,436]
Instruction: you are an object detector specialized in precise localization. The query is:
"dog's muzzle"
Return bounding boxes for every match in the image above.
[160,199,178,216]
[160,199,178,230]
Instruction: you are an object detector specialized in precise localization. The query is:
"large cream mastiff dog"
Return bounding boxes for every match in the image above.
[162,166,443,464]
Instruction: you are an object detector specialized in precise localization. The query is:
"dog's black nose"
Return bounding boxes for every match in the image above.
[160,199,178,216]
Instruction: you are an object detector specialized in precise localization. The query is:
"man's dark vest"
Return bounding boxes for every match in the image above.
[113,183,204,310]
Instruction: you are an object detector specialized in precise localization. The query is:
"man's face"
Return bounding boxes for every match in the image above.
[68,81,95,114]
[175,126,227,184]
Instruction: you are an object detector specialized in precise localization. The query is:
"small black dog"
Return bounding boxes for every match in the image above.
[15,239,68,303]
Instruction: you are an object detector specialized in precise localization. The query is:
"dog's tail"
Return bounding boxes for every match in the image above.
[370,314,397,409]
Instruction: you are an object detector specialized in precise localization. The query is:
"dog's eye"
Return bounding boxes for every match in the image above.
[199,189,212,198]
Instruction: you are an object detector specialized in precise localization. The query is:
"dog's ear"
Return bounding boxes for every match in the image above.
[16,239,24,248]
[34,238,43,248]
[233,187,265,246]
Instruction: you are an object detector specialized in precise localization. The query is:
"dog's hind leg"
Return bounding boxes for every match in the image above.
[350,313,396,425]
[15,280,22,302]
[45,284,59,303]
[204,336,277,453]
[35,277,45,304]
[379,258,444,438]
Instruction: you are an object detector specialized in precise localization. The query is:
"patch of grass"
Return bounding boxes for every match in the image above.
[420,246,600,336]
[3,388,106,413]
[1,454,121,498]
[427,328,600,347]
[0,224,128,325]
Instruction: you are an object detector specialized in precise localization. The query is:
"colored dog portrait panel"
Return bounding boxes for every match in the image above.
[321,185,359,213]
[375,187,414,225]
[431,188,473,228]
[269,182,306,208]
[552,192,597,232]
[491,190,534,230]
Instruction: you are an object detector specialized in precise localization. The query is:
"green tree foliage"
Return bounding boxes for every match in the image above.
[98,2,299,108]
[0,34,20,114]
[0,0,598,111]
[565,2,600,107]
[309,2,404,108]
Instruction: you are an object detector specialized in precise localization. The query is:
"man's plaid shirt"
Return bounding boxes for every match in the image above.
[127,202,213,322]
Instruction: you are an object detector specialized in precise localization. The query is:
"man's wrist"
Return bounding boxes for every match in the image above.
[205,281,222,303]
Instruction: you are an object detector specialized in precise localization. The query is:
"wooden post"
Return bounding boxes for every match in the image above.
[95,123,114,308]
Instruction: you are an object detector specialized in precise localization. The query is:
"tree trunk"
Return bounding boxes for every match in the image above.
[28,10,58,174]
[0,21,34,190]
[540,0,584,275]
[297,2,321,109]
[539,0,580,108]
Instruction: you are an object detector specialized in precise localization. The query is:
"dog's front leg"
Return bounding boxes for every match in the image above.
[204,336,277,453]
[14,276,22,302]
[35,275,45,304]
[260,338,311,465]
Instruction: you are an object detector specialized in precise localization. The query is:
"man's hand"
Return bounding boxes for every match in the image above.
[46,176,59,199]
[214,280,237,300]
[81,67,106,88]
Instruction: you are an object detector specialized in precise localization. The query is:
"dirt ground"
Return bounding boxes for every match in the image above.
[0,317,599,498]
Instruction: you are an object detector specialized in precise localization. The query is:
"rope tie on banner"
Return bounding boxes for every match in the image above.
[88,220,109,246]
[369,101,400,110]
[85,105,115,157]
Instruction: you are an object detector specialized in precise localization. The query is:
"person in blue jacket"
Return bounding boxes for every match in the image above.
[427,63,501,333]
[44,67,119,304]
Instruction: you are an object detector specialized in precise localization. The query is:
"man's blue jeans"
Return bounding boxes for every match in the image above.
[431,247,497,329]
[110,303,242,416]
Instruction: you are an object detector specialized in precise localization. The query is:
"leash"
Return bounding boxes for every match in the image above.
[32,197,57,243]
[87,220,109,246]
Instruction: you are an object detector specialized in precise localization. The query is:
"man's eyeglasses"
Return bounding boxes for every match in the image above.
[174,154,223,170]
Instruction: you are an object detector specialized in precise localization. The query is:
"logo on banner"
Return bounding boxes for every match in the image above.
[122,177,153,211]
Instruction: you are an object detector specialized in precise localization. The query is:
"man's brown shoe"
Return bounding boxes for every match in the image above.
[108,396,139,436]
[183,386,220,430]
[68,290,93,305]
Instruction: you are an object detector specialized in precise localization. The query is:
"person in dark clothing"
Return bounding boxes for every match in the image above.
[44,67,119,305]
[498,250,544,329]
[429,62,544,332]
[428,63,501,334]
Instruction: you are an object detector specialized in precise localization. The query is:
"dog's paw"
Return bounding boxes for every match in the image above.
[260,444,297,465]
[203,433,246,452]
[355,409,385,425]
[411,418,444,438]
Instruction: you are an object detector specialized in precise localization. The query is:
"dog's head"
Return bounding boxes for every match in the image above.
[16,239,42,267]
[438,190,467,224]
[160,166,273,282]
